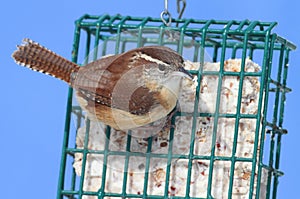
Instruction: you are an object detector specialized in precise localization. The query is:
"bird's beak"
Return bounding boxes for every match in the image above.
[178,66,193,79]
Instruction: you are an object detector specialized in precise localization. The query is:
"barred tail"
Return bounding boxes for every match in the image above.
[12,38,80,84]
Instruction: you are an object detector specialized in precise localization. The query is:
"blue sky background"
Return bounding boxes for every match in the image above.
[1,1,299,198]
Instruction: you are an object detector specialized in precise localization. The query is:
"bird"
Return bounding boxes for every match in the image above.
[12,38,192,131]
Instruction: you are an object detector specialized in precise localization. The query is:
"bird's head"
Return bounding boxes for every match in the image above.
[130,46,192,93]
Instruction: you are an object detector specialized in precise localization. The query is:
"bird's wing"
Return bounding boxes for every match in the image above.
[73,52,161,115]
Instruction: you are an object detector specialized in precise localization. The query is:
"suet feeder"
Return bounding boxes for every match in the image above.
[56,7,296,199]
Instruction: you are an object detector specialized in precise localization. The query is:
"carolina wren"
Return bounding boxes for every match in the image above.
[12,38,192,131]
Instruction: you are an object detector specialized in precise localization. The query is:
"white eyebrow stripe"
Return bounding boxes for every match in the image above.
[134,52,170,66]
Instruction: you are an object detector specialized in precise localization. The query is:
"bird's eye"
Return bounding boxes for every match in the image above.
[158,64,166,71]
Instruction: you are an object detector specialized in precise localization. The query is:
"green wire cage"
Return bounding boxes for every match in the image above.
[57,14,296,199]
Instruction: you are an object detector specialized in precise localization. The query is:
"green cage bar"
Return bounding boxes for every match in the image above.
[57,14,296,199]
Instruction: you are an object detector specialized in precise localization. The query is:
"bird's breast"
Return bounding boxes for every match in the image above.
[75,78,180,130]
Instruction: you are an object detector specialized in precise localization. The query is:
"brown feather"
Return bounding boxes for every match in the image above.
[73,52,161,115]
[12,38,80,83]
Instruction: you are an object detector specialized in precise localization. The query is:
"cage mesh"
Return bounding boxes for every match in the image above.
[57,14,296,199]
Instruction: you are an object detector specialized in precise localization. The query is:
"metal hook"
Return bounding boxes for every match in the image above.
[161,0,186,26]
[161,0,172,26]
[161,10,172,26]
[177,0,186,20]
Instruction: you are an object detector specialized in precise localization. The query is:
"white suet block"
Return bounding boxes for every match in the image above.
[73,59,267,199]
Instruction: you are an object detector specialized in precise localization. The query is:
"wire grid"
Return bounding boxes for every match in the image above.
[57,14,296,199]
